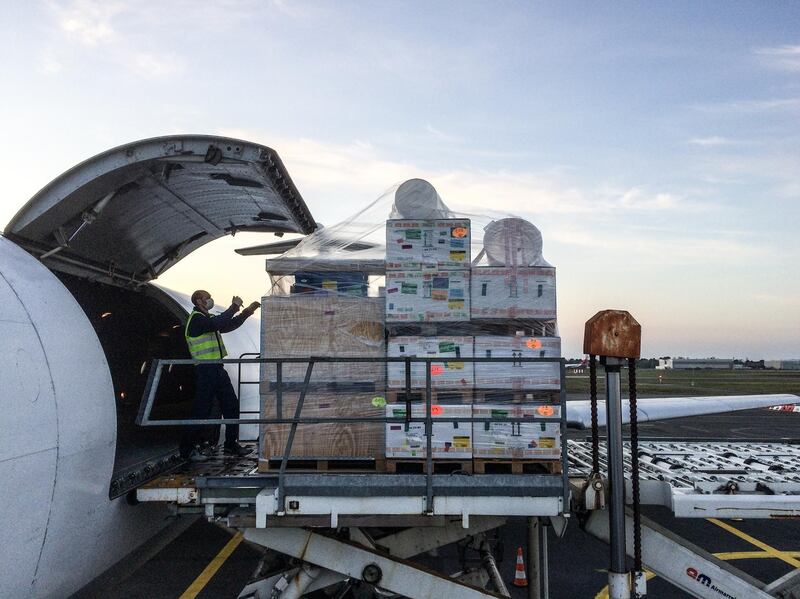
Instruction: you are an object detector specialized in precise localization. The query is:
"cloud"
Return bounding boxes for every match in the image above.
[425,124,462,143]
[129,53,184,78]
[754,44,800,72]
[51,0,123,46]
[694,97,800,113]
[220,128,715,222]
[39,48,64,74]
[688,136,732,147]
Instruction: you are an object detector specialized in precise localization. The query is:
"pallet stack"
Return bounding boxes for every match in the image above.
[384,217,476,472]
[258,276,386,473]
[470,218,562,474]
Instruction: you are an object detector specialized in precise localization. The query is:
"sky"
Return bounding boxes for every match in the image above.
[1,1,798,359]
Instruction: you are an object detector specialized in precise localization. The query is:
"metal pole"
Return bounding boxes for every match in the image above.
[527,517,541,599]
[425,360,433,514]
[604,357,630,598]
[540,521,549,599]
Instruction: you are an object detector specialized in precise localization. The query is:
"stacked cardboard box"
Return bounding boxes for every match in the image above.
[385,219,473,461]
[473,336,561,390]
[469,225,562,466]
[387,336,474,389]
[471,266,556,320]
[385,219,471,270]
[385,270,470,322]
[385,404,472,459]
[472,404,561,460]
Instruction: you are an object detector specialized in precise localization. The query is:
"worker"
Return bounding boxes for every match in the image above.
[180,290,260,461]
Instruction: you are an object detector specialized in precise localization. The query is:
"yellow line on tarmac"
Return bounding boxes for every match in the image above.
[179,532,243,599]
[707,518,800,569]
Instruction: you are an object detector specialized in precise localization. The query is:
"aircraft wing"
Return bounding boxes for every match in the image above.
[566,394,800,429]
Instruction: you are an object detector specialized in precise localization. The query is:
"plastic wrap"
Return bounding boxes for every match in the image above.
[258,179,562,469]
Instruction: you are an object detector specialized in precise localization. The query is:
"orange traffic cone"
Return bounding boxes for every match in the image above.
[513,547,528,587]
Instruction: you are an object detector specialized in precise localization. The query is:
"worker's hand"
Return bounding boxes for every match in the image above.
[231,296,244,308]
[247,301,261,312]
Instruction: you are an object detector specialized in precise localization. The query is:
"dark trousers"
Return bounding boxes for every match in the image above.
[180,364,239,454]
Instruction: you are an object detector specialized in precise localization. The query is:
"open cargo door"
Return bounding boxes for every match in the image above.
[3,135,317,496]
[5,135,316,286]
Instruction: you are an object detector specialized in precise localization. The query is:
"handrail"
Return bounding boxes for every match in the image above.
[136,355,568,514]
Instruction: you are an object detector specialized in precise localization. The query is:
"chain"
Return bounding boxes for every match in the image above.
[628,357,642,573]
[589,354,599,473]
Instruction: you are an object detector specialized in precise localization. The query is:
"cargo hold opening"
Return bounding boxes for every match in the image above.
[55,272,200,495]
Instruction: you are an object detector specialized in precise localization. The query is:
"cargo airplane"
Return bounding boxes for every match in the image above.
[1,135,796,598]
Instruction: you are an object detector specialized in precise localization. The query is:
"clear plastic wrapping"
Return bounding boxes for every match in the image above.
[258,179,562,470]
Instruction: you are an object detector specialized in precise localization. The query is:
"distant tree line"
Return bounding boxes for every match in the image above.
[566,358,767,369]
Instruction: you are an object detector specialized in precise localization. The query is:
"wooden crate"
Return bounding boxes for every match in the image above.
[260,295,386,385]
[258,391,384,470]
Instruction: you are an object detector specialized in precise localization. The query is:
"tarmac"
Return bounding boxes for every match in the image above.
[85,406,800,598]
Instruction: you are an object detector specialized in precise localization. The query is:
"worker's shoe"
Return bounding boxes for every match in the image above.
[186,448,209,462]
[223,442,252,457]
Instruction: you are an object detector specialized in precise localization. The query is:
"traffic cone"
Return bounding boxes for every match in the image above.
[513,547,528,587]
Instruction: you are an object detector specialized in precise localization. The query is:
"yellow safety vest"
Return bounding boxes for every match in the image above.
[184,311,227,360]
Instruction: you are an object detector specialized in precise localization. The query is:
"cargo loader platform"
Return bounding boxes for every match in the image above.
[136,444,567,528]
[137,440,800,523]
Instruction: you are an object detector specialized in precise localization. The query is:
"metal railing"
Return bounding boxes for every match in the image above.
[136,356,568,514]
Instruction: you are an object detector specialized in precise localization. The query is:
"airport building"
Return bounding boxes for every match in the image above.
[656,358,734,370]
[765,360,800,370]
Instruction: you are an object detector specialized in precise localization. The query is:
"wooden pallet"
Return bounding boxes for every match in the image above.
[385,458,473,474]
[258,456,386,473]
[385,388,474,404]
[470,389,561,403]
[473,458,562,475]
[385,320,558,338]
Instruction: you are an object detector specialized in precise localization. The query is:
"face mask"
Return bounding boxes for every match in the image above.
[205,298,214,310]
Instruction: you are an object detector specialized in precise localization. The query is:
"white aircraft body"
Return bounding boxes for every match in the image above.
[1,134,796,598]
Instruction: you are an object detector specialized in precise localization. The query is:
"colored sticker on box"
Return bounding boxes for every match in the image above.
[449,251,467,260]
[451,227,469,238]
[401,282,418,294]
[405,229,421,240]
[432,276,449,289]
[446,361,464,370]
[439,342,456,353]
[453,436,470,448]
[448,300,465,309]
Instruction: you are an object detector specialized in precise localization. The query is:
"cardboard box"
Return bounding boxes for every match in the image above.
[388,336,474,389]
[472,404,561,459]
[474,336,561,390]
[471,266,556,320]
[259,391,384,467]
[261,295,385,385]
[385,404,472,458]
[385,270,470,322]
[386,219,471,270]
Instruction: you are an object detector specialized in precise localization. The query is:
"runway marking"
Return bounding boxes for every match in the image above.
[594,550,800,598]
[707,518,800,569]
[179,532,243,599]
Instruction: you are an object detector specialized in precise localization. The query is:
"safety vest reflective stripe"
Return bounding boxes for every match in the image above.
[185,311,227,360]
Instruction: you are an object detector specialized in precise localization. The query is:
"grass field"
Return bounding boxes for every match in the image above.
[565,368,800,398]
